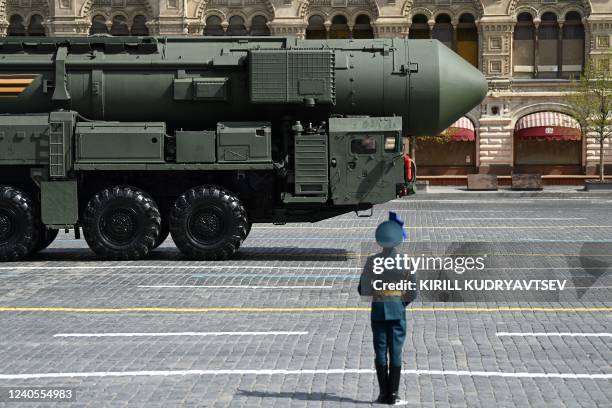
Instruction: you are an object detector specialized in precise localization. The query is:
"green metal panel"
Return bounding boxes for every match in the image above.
[75,122,165,164]
[0,114,49,165]
[173,77,229,101]
[176,130,216,163]
[328,117,403,205]
[173,78,192,100]
[73,162,274,171]
[40,179,78,225]
[216,122,271,163]
[294,133,328,197]
[194,78,228,100]
[249,49,335,105]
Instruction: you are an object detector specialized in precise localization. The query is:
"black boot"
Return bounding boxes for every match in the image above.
[375,364,389,403]
[387,365,407,405]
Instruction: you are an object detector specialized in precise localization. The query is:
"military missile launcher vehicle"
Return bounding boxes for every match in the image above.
[0,35,487,261]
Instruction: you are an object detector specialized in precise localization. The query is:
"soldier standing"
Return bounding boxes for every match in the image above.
[359,212,412,405]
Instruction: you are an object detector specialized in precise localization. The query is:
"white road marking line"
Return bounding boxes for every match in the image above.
[0,368,610,380]
[53,331,308,338]
[497,332,612,338]
[567,286,612,289]
[391,198,612,203]
[0,265,361,271]
[444,218,586,221]
[137,285,333,289]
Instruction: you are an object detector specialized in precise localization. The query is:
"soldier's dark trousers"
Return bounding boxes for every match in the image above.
[371,319,406,367]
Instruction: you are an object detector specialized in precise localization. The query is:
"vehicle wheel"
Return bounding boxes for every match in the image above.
[82,186,161,260]
[153,218,170,249]
[170,185,248,260]
[0,186,40,261]
[35,228,59,252]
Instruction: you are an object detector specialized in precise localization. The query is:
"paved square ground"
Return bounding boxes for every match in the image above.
[0,194,610,407]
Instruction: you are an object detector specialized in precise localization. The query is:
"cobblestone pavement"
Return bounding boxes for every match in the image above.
[0,195,611,407]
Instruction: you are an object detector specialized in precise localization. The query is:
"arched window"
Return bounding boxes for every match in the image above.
[562,11,584,76]
[329,15,350,39]
[538,12,559,78]
[131,15,149,36]
[513,12,534,77]
[305,15,326,39]
[204,16,224,36]
[457,13,477,67]
[409,14,429,39]
[90,15,108,35]
[432,14,452,49]
[353,14,373,39]
[227,16,247,35]
[28,14,45,36]
[250,15,269,36]
[7,15,26,36]
[110,15,129,36]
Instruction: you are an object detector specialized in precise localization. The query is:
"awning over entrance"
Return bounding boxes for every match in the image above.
[515,112,582,141]
[447,117,475,141]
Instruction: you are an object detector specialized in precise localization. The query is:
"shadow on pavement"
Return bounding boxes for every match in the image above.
[236,390,372,404]
[28,247,350,263]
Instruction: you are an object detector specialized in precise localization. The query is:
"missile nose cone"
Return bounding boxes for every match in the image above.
[437,43,488,131]
[407,40,488,136]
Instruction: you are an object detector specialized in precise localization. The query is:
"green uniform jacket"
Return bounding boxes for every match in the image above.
[358,247,415,321]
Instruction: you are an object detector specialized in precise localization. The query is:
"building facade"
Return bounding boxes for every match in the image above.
[1,0,611,175]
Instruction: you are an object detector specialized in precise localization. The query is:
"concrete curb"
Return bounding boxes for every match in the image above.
[405,189,612,199]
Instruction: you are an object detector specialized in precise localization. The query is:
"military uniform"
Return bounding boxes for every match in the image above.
[359,246,414,405]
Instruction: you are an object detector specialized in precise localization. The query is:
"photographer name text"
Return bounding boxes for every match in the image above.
[373,279,567,291]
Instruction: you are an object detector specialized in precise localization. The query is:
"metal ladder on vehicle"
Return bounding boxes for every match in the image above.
[48,121,66,179]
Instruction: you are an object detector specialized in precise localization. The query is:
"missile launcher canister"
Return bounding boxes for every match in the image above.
[0,36,487,261]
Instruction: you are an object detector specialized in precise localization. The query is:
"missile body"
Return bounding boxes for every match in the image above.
[0,36,487,136]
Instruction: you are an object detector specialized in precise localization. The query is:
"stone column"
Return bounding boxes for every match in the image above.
[478,111,514,174]
[557,20,564,78]
[533,18,540,79]
[324,19,331,38]
[0,19,8,36]
[582,17,591,68]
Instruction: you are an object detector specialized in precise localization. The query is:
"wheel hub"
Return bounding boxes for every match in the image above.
[190,209,224,242]
[0,213,12,241]
[102,210,137,243]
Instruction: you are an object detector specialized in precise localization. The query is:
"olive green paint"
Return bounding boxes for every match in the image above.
[75,122,165,164]
[40,180,78,225]
[0,36,487,136]
[0,114,49,165]
[0,36,487,228]
[328,117,404,205]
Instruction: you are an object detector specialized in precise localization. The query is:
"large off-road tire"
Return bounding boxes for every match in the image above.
[82,186,161,260]
[0,186,40,261]
[35,228,59,252]
[170,185,248,260]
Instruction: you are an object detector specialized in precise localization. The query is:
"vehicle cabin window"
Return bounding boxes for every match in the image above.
[351,136,377,154]
[384,134,397,152]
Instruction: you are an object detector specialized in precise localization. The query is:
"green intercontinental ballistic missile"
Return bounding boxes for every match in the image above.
[0,36,487,262]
